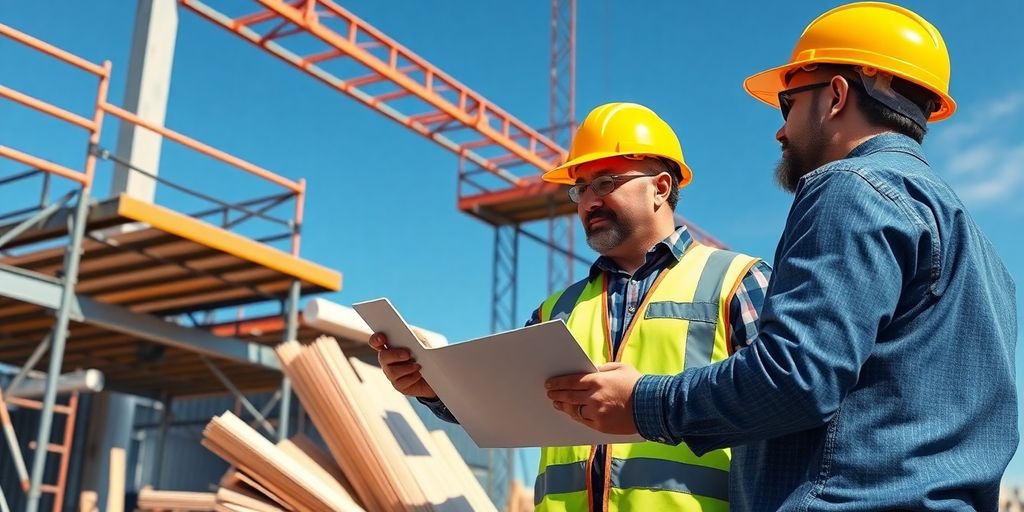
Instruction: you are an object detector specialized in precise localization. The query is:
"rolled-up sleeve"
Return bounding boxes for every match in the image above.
[634,168,914,452]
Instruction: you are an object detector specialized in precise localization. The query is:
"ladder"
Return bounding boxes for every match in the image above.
[4,392,80,512]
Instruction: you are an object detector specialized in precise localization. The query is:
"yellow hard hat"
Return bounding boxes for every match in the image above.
[542,102,693,188]
[744,2,956,122]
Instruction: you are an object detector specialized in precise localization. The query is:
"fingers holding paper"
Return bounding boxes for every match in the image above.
[546,362,642,435]
[369,332,438,400]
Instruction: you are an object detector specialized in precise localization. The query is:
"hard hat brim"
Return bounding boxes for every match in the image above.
[543,151,693,188]
[743,59,956,122]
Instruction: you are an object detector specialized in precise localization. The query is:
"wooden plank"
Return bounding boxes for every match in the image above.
[201,412,363,512]
[79,490,99,512]
[276,337,429,512]
[430,431,495,512]
[137,488,216,511]
[350,358,494,512]
[106,447,125,512]
[277,435,360,508]
[215,485,283,512]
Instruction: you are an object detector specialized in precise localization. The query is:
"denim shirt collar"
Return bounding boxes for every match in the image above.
[845,132,927,164]
[589,225,693,278]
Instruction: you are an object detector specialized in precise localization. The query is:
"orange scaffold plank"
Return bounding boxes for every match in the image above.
[178,0,568,186]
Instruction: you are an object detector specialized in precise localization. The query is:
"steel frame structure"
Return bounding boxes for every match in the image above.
[176,2,731,506]
[546,0,577,295]
[0,23,330,511]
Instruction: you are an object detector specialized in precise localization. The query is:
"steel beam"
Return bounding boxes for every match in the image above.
[0,267,279,370]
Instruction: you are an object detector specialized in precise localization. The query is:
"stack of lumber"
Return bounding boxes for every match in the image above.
[196,335,495,512]
[202,412,362,511]
[347,358,495,512]
[276,338,429,512]
[136,488,216,511]
[277,336,497,512]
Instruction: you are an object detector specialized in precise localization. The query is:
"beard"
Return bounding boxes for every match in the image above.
[775,105,828,193]
[584,208,633,254]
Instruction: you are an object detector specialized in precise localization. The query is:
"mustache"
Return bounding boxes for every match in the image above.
[585,208,616,225]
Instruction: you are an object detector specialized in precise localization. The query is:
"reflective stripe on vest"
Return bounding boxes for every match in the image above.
[682,248,743,370]
[534,458,730,506]
[536,243,759,512]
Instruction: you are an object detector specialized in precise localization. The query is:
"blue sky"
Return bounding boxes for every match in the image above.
[2,0,1023,486]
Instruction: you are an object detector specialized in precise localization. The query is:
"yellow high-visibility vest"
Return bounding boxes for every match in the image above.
[535,243,759,512]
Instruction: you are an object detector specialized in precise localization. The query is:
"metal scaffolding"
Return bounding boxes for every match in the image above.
[0,21,340,511]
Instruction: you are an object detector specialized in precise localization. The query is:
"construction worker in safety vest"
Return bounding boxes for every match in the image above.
[545,3,1018,511]
[371,101,773,511]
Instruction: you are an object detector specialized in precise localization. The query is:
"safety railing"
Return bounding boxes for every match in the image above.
[0,23,109,189]
[0,22,307,256]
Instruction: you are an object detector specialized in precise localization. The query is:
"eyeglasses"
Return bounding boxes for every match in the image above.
[567,174,655,204]
[778,82,830,120]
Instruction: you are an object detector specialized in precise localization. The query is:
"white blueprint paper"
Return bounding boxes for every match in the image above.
[353,298,644,448]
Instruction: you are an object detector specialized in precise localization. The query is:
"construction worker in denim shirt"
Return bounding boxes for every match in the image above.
[545,3,1018,510]
[371,102,773,511]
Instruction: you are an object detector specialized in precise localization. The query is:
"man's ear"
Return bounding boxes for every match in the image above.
[653,172,672,207]
[828,75,851,119]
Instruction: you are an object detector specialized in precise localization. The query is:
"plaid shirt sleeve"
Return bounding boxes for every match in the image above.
[728,259,773,352]
[418,305,544,423]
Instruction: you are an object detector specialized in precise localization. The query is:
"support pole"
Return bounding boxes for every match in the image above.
[25,187,91,512]
[2,334,50,397]
[201,357,276,437]
[151,395,172,487]
[279,280,301,441]
[0,386,29,491]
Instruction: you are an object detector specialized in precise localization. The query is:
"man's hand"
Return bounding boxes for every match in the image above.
[368,329,438,400]
[545,362,642,435]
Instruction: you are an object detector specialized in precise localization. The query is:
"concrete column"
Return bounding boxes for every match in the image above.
[109,0,178,202]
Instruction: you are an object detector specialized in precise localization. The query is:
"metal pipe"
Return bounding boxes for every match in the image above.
[1,336,50,396]
[0,23,106,76]
[0,191,76,251]
[25,186,92,512]
[152,395,172,487]
[0,482,10,512]
[0,146,89,185]
[6,369,105,399]
[100,102,302,193]
[278,279,301,440]
[0,168,43,187]
[0,386,29,492]
[93,147,294,228]
[201,356,276,437]
[0,85,95,130]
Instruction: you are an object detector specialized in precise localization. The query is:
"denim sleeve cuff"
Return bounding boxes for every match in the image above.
[416,396,459,424]
[633,374,678,445]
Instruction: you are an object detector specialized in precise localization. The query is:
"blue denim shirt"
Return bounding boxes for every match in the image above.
[634,133,1018,511]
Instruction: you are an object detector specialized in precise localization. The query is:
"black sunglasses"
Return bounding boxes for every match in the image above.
[778,82,830,120]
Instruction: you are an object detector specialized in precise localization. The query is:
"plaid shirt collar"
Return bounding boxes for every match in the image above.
[589,225,694,278]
